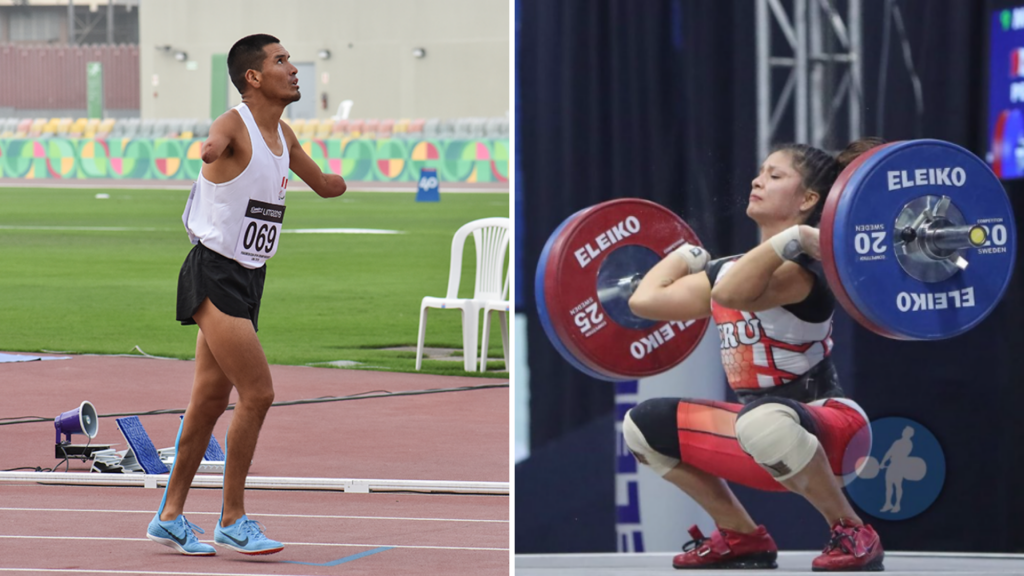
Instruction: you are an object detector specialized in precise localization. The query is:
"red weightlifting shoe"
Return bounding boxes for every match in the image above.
[673,524,778,570]
[812,519,884,572]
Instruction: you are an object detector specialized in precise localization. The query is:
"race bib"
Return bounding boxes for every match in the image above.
[233,199,286,265]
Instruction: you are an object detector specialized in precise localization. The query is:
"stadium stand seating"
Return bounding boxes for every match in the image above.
[0,118,18,137]
[441,119,457,138]
[315,119,333,139]
[485,116,508,138]
[14,118,32,137]
[348,119,364,138]
[364,118,379,139]
[138,118,157,138]
[0,115,509,140]
[423,118,440,139]
[393,118,410,136]
[300,119,318,139]
[153,119,171,138]
[84,118,101,138]
[194,119,212,138]
[95,118,115,138]
[163,119,181,138]
[178,119,195,139]
[123,118,141,138]
[69,118,88,137]
[107,118,125,138]
[27,118,46,137]
[408,118,426,138]
[55,118,73,136]
[39,118,58,138]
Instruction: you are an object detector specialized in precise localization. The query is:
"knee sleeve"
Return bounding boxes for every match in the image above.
[734,401,819,482]
[623,410,680,476]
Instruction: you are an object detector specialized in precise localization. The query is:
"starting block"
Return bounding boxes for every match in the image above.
[55,443,111,461]
[89,416,225,475]
[159,415,225,474]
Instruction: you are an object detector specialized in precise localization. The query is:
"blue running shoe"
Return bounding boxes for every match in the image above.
[214,515,284,555]
[146,514,216,556]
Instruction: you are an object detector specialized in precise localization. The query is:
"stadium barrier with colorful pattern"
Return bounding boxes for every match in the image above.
[0,137,509,183]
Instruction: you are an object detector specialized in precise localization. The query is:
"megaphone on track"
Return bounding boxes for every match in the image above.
[55,401,98,444]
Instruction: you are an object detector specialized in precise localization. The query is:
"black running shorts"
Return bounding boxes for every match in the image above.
[176,242,266,331]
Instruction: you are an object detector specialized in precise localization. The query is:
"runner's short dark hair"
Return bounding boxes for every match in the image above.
[227,34,280,95]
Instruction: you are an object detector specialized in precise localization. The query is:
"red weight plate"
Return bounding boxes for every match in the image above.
[535,206,622,380]
[820,143,899,339]
[539,211,622,381]
[542,198,710,380]
[540,204,645,380]
[993,110,1009,178]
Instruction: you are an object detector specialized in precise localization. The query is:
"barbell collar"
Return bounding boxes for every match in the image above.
[921,223,987,255]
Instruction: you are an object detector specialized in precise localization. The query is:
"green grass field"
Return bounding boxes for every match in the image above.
[0,186,509,377]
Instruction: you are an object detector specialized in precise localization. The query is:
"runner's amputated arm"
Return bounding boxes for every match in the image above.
[201,115,235,164]
[281,121,346,198]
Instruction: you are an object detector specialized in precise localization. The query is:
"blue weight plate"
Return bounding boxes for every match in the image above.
[821,143,899,339]
[831,140,1016,340]
[535,206,618,380]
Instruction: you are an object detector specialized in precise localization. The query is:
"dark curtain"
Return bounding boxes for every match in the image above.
[520,0,759,449]
[520,0,1024,552]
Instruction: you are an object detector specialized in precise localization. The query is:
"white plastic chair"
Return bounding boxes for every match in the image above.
[478,272,509,372]
[416,217,510,372]
[334,99,354,120]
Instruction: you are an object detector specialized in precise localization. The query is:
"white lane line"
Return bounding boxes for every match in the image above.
[281,228,403,234]
[0,225,168,232]
[0,534,507,551]
[0,226,405,234]
[0,565,323,569]
[287,541,507,551]
[0,507,507,523]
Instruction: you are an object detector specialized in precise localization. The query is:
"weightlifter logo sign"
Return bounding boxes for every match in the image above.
[844,417,946,521]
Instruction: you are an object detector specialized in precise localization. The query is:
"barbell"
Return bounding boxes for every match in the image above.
[535,139,1017,381]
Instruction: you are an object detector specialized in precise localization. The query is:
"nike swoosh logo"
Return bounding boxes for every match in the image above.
[158,525,188,546]
[221,531,249,547]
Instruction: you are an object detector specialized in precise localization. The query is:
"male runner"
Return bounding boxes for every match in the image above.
[146,33,346,556]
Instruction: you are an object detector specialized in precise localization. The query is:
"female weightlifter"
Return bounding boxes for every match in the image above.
[626,137,886,571]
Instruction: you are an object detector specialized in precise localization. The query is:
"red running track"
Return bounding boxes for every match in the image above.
[0,354,509,575]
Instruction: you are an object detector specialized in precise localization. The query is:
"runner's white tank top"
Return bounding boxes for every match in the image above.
[182,102,290,269]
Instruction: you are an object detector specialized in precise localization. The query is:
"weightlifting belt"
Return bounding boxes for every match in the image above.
[734,357,844,405]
